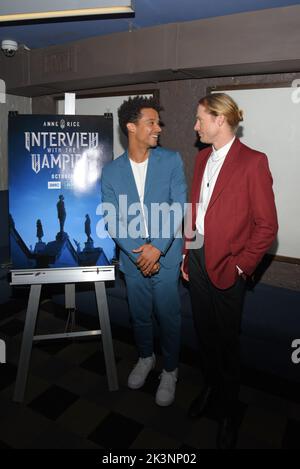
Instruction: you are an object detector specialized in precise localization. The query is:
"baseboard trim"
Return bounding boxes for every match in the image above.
[267,253,300,265]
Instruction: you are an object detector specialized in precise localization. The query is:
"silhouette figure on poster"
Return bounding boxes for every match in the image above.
[34,218,46,254]
[36,219,44,241]
[85,214,93,242]
[57,195,66,233]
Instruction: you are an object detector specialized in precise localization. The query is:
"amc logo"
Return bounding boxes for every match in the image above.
[0,339,6,364]
[291,339,300,364]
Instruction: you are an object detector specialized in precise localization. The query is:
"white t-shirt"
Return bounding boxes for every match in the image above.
[130,158,149,238]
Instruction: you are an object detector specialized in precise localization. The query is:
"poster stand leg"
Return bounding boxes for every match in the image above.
[65,283,76,330]
[13,284,42,403]
[95,281,118,391]
[13,279,118,403]
[65,283,75,309]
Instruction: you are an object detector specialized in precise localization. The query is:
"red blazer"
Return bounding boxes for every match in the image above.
[183,138,278,289]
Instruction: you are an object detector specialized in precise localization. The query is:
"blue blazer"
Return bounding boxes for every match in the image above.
[101,147,187,277]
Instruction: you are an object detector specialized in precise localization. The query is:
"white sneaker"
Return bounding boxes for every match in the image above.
[128,354,156,389]
[155,369,178,407]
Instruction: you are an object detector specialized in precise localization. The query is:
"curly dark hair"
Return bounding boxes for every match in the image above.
[118,95,161,136]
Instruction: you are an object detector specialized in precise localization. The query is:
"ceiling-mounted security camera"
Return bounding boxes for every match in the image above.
[1,40,18,57]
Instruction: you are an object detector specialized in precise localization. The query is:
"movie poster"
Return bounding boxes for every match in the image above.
[8,114,115,269]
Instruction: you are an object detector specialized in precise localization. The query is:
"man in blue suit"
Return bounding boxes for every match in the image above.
[101,96,187,406]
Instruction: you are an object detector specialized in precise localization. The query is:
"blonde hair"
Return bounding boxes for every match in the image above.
[199,93,243,131]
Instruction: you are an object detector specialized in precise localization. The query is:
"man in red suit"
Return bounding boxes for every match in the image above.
[182,93,278,449]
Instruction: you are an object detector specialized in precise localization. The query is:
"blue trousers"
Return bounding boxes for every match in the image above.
[125,265,181,371]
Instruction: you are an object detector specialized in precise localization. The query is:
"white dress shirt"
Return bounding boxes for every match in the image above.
[196,136,235,235]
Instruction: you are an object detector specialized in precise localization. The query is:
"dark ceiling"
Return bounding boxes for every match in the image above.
[0,0,299,50]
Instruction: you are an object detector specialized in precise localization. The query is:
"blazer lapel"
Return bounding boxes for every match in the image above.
[192,148,211,205]
[144,148,160,202]
[120,151,140,204]
[190,147,210,229]
[206,138,241,213]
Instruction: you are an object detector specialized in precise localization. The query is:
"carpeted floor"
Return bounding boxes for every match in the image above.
[0,291,300,450]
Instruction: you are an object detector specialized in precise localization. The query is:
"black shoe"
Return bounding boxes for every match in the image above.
[216,416,238,449]
[188,386,214,419]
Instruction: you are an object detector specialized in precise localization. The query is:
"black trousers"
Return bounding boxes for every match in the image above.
[188,247,246,416]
